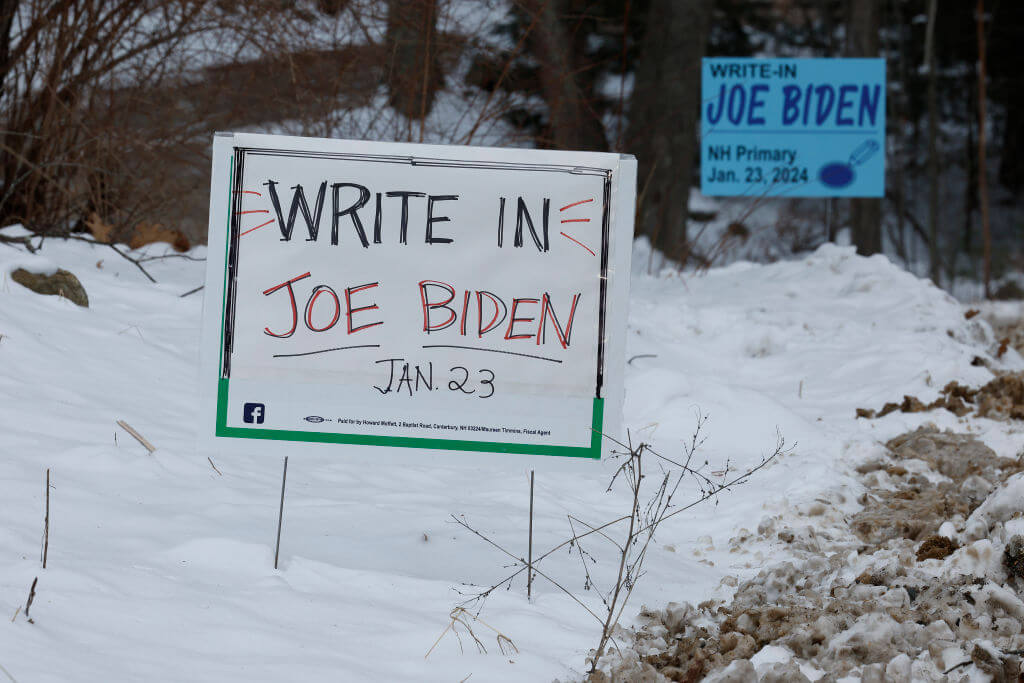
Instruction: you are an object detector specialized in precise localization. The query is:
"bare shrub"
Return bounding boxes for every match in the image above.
[451,414,788,673]
[0,1,537,244]
[0,1,220,236]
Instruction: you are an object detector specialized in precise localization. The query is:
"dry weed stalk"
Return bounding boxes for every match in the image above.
[41,468,49,569]
[0,661,19,683]
[451,413,787,672]
[22,577,37,624]
[207,456,222,476]
[425,607,519,659]
[116,419,155,454]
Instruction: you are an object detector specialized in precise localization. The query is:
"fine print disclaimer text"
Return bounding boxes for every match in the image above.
[335,416,551,437]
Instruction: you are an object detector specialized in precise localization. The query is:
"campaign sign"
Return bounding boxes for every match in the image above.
[700,58,885,197]
[200,132,636,459]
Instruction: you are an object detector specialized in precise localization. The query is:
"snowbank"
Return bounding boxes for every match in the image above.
[0,237,1019,681]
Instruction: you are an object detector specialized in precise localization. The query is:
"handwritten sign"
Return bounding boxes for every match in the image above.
[199,133,636,459]
[700,58,886,197]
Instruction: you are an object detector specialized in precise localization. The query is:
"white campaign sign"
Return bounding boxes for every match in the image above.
[199,132,635,459]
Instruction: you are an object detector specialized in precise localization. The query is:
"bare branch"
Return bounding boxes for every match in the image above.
[449,414,787,674]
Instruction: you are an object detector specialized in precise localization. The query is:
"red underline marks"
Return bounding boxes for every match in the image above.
[560,231,596,256]
[560,218,590,223]
[233,190,262,197]
[240,219,275,236]
[559,198,593,212]
[236,209,269,214]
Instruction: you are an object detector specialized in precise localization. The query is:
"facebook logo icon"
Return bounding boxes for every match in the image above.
[243,403,265,424]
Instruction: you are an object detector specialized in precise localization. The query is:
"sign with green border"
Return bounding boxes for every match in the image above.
[200,133,635,459]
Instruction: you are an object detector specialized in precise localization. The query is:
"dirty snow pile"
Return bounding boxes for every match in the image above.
[1,227,1022,682]
[610,424,1024,682]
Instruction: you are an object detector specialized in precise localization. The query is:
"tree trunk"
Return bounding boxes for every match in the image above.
[976,0,991,298]
[0,0,15,220]
[627,0,712,262]
[849,199,881,256]
[1000,98,1024,193]
[845,0,882,256]
[993,1,1024,193]
[521,0,606,151]
[925,0,941,285]
[963,79,975,256]
[385,0,441,122]
[894,0,909,264]
[0,0,16,100]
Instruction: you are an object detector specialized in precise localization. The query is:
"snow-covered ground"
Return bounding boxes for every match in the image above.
[1,230,1021,682]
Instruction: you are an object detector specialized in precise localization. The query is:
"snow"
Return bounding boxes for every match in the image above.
[750,644,792,669]
[965,472,1024,539]
[1,235,1020,681]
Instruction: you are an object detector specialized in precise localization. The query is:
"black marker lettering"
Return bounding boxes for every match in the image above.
[385,191,426,244]
[331,182,371,247]
[265,181,326,241]
[425,194,457,244]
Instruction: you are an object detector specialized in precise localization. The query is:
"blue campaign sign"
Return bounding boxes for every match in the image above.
[700,58,886,198]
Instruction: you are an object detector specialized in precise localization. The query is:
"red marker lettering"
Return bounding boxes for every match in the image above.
[418,280,457,332]
[304,285,341,332]
[345,282,383,334]
[505,297,539,340]
[537,292,580,348]
[477,290,507,337]
[262,272,311,338]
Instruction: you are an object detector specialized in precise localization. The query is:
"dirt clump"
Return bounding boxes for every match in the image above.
[11,267,89,307]
[970,641,1022,682]
[916,536,958,561]
[850,486,969,546]
[856,372,1024,421]
[884,425,1005,480]
[973,374,1024,420]
[850,426,1020,548]
[1003,535,1024,580]
[86,213,191,252]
